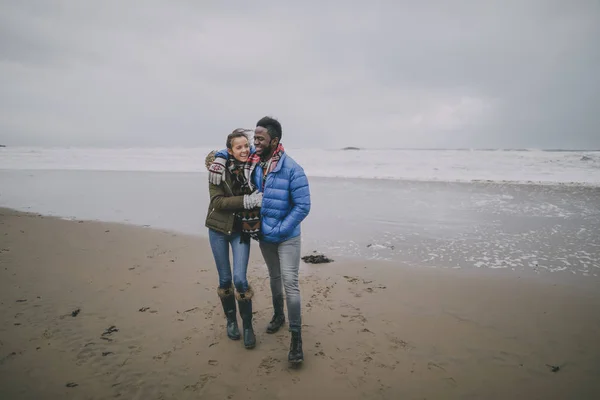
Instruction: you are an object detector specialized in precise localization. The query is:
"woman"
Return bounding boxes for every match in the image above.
[205,129,262,349]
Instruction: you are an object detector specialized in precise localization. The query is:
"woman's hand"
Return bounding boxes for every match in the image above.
[208,156,227,185]
[243,191,263,209]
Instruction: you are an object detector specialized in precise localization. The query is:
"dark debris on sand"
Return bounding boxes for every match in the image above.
[71,308,81,317]
[546,364,561,373]
[302,252,334,264]
[101,325,119,336]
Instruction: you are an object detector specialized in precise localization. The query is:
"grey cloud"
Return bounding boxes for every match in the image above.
[0,0,599,149]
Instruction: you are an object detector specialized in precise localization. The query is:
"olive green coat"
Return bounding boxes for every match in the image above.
[205,168,246,235]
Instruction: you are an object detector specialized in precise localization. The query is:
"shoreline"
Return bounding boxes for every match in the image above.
[1,208,599,399]
[2,206,598,290]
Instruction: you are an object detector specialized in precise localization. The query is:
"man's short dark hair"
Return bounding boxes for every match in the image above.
[256,116,282,142]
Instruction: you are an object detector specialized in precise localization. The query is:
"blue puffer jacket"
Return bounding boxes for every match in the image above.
[214,148,311,244]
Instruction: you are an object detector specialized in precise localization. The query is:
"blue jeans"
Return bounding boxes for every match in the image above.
[208,229,250,293]
[259,236,302,332]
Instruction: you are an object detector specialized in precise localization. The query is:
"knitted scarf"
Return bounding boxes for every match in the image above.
[227,158,260,242]
[227,159,252,193]
[254,144,285,190]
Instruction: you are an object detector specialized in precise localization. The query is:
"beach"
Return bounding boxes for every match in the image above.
[1,208,599,399]
[1,147,600,398]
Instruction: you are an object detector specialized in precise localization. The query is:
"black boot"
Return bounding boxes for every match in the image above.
[236,287,256,349]
[288,330,304,364]
[218,286,240,340]
[266,294,285,334]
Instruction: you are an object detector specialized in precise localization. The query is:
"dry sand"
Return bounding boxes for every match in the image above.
[1,208,599,399]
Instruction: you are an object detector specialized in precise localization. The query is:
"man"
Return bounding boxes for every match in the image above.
[207,116,311,364]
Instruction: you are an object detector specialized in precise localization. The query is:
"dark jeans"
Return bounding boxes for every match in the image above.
[208,229,250,293]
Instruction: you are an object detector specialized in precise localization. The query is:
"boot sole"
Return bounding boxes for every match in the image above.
[288,358,303,364]
[228,334,241,340]
[266,323,285,334]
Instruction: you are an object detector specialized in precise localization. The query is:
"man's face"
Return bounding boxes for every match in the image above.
[254,126,273,157]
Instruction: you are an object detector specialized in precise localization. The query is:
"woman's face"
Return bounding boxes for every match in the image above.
[228,136,250,162]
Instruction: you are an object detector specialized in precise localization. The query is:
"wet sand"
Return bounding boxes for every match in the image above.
[1,208,599,399]
[2,169,599,275]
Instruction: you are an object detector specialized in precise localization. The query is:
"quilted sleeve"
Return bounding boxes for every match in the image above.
[208,182,245,210]
[277,166,311,236]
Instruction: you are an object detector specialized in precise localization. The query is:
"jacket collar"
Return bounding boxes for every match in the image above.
[256,148,286,174]
[272,151,286,173]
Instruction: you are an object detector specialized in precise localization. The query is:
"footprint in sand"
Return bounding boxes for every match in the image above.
[153,350,172,363]
[204,305,217,319]
[331,360,349,375]
[344,276,387,295]
[0,351,19,366]
[183,374,217,392]
[326,321,342,334]
[427,361,446,372]
[76,346,97,366]
[364,285,387,293]
[341,303,360,312]
[425,362,457,387]
[387,335,412,351]
[258,356,281,376]
[375,360,401,371]
[128,345,142,356]
[341,313,367,325]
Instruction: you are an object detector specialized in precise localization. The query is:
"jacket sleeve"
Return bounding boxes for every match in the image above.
[214,148,229,159]
[276,166,311,236]
[209,182,245,210]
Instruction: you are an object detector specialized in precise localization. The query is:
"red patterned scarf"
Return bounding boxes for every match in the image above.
[250,144,284,189]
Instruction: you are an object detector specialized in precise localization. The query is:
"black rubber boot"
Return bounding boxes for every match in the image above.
[236,288,256,349]
[218,286,240,340]
[266,294,285,334]
[288,330,304,364]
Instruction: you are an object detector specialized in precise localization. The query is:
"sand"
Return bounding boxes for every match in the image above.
[1,208,599,399]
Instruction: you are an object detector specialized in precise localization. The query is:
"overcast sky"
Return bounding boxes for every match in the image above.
[1,1,599,149]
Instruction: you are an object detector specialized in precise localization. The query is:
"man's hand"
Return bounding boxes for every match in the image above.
[208,157,227,185]
[243,191,263,209]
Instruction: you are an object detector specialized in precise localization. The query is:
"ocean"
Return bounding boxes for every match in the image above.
[1,147,599,185]
[1,147,599,278]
